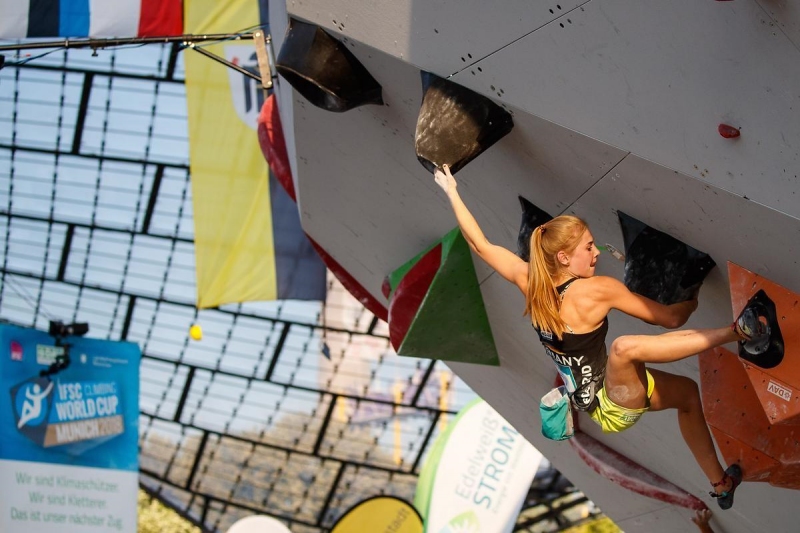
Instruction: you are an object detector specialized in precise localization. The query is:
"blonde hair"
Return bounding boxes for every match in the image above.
[524,215,589,339]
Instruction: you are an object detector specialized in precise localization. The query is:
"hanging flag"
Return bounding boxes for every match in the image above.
[0,0,183,39]
[414,398,543,533]
[185,0,325,307]
[257,94,371,310]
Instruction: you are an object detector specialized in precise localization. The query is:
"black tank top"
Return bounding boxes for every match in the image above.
[534,278,609,411]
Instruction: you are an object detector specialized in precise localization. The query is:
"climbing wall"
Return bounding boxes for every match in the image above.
[701,264,800,489]
[269,1,800,531]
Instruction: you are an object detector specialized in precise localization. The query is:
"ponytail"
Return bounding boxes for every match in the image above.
[523,216,588,339]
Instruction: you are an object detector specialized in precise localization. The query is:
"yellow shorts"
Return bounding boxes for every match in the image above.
[588,370,655,433]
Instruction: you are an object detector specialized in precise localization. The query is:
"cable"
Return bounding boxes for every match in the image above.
[3,47,67,67]
[5,275,56,321]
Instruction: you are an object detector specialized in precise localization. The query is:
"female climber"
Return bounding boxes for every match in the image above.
[433,164,769,509]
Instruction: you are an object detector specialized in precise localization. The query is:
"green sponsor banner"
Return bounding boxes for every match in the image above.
[414,399,542,533]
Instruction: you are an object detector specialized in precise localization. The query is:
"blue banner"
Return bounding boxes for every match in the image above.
[0,324,140,532]
[0,324,140,470]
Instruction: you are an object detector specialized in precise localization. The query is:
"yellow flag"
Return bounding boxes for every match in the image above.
[184,0,276,307]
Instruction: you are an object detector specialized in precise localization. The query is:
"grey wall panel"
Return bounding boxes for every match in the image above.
[290,46,626,301]
[269,0,302,197]
[284,0,587,76]
[461,155,800,530]
[277,3,800,527]
[290,47,451,303]
[756,0,800,48]
[451,0,800,220]
[483,106,628,216]
[568,154,800,298]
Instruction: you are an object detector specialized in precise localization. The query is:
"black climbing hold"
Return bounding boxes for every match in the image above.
[516,196,553,262]
[737,290,784,369]
[415,72,514,174]
[276,18,384,112]
[618,211,716,305]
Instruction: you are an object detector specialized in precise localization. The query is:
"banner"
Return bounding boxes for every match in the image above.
[185,0,325,308]
[331,496,422,533]
[0,0,182,39]
[414,399,542,533]
[0,324,140,532]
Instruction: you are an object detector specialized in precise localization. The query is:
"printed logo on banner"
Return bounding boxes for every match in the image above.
[9,376,125,451]
[36,344,64,366]
[10,340,23,361]
[226,45,264,130]
[416,399,543,533]
[439,510,480,533]
[10,377,55,444]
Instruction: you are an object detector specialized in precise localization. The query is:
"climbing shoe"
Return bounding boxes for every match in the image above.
[710,464,742,510]
[733,303,771,356]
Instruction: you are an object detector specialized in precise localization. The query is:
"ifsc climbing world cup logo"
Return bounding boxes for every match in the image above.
[10,376,55,446]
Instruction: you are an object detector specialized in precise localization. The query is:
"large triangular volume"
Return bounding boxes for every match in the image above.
[276,19,384,112]
[618,211,716,305]
[415,72,514,174]
[387,228,499,365]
